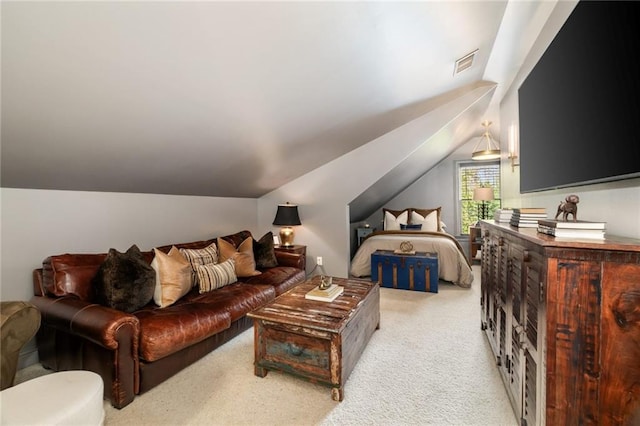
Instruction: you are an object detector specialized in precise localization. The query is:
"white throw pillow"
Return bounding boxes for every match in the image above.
[384,210,408,231]
[411,210,438,232]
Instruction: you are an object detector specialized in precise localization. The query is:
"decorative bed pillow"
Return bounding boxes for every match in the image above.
[218,237,262,278]
[383,209,409,231]
[400,223,422,231]
[92,245,156,313]
[196,259,237,293]
[151,246,192,308]
[179,242,218,287]
[253,232,278,269]
[410,207,442,232]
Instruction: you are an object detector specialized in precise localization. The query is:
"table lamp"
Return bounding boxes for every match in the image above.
[473,187,494,221]
[272,202,301,246]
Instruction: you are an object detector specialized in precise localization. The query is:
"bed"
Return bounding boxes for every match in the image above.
[350,207,474,288]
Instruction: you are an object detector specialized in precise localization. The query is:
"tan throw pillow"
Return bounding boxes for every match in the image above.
[217,237,262,278]
[151,247,192,308]
[179,242,218,287]
[196,259,237,293]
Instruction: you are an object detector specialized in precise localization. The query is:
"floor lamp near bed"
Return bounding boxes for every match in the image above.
[473,187,494,221]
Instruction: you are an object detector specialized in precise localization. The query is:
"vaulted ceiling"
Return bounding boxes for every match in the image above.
[1,1,554,198]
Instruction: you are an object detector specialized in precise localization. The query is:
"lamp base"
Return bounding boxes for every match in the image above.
[279,227,295,246]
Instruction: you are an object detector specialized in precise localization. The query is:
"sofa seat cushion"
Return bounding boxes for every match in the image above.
[242,266,306,296]
[135,302,231,362]
[189,282,276,322]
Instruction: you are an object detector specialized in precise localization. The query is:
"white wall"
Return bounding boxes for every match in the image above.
[258,85,495,277]
[498,1,640,239]
[371,1,640,241]
[0,188,257,302]
[361,141,477,236]
[1,188,257,367]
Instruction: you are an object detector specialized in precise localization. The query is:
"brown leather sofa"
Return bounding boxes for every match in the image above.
[30,230,306,408]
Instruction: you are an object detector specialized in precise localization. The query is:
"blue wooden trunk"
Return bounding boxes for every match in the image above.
[371,250,438,293]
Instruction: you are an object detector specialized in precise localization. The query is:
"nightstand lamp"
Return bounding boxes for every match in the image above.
[272,202,302,247]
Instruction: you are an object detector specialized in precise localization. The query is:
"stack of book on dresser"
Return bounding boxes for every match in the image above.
[537,219,606,239]
[493,208,513,224]
[509,208,547,228]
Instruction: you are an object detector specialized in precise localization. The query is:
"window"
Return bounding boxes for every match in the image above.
[458,161,501,234]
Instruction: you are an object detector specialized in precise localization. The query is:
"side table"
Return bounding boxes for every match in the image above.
[356,227,375,247]
[469,226,481,263]
[273,244,306,257]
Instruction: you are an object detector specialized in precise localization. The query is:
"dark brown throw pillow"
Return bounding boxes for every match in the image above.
[93,245,156,313]
[253,232,278,269]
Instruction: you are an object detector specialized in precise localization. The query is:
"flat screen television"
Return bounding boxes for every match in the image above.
[518,1,640,193]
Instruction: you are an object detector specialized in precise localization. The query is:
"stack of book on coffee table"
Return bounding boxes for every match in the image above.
[305,283,344,302]
[510,208,547,228]
[537,219,606,239]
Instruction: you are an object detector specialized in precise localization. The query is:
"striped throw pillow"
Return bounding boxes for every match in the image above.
[179,242,218,287]
[196,259,237,293]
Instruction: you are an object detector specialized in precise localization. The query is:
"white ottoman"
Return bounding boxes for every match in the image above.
[0,370,104,426]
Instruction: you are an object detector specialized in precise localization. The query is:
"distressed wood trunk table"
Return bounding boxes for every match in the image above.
[247,276,380,401]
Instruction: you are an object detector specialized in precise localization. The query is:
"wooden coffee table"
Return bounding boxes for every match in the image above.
[247,276,380,401]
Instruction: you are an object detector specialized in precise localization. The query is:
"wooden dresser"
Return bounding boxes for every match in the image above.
[479,220,640,425]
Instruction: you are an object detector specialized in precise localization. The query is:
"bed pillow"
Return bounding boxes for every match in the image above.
[92,245,156,313]
[218,237,262,278]
[383,209,409,231]
[410,207,442,232]
[400,223,422,231]
[151,246,192,308]
[196,259,237,293]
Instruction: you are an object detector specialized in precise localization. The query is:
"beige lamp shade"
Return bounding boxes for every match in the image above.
[473,187,494,202]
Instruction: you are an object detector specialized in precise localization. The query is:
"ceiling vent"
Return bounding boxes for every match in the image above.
[454,49,479,75]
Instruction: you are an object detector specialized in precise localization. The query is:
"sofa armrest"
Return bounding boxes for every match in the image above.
[275,251,305,270]
[30,295,139,350]
[33,268,46,297]
[31,295,140,408]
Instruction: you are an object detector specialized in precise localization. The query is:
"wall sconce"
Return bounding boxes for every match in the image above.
[272,202,301,246]
[508,123,520,172]
[472,121,501,161]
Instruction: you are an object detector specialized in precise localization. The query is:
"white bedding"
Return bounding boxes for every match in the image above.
[350,232,474,288]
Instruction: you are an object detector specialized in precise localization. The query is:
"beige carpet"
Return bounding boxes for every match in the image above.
[17,266,517,425]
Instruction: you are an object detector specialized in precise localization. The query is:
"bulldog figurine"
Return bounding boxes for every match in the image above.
[555,194,579,221]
